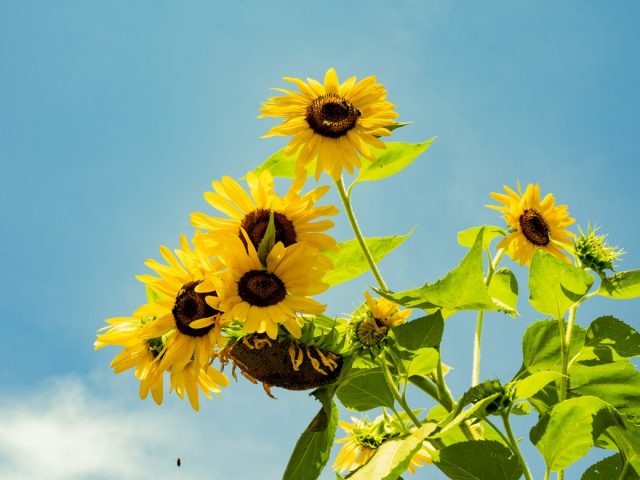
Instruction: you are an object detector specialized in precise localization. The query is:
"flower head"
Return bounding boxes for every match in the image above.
[214,233,331,339]
[488,182,575,265]
[351,292,412,349]
[574,224,624,275]
[191,170,338,254]
[259,68,398,180]
[333,415,432,475]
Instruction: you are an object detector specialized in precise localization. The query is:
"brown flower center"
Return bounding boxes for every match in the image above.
[240,209,297,250]
[172,281,219,337]
[305,93,361,138]
[519,208,550,246]
[238,270,286,307]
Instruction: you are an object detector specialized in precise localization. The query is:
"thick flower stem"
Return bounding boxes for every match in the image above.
[559,304,577,402]
[472,248,505,386]
[501,412,534,480]
[379,358,422,429]
[335,176,389,292]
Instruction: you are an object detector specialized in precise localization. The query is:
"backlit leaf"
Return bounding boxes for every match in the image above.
[336,368,395,411]
[434,440,523,480]
[457,225,506,249]
[598,270,640,300]
[392,311,444,350]
[488,267,519,316]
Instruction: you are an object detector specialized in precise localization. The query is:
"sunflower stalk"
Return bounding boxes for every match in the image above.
[378,357,422,429]
[335,176,389,292]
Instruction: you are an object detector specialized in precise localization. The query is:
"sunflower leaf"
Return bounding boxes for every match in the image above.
[529,249,594,319]
[488,267,519,317]
[254,148,315,179]
[391,311,444,351]
[282,386,338,480]
[433,440,523,480]
[323,230,413,286]
[581,454,628,480]
[336,368,395,411]
[522,319,586,374]
[378,228,497,313]
[598,270,640,300]
[584,316,640,359]
[511,371,563,400]
[349,423,436,480]
[458,225,506,249]
[352,138,436,185]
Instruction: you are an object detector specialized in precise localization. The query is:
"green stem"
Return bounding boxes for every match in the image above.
[501,412,534,480]
[379,358,422,428]
[335,176,388,291]
[472,248,505,386]
[559,304,578,402]
[435,358,455,410]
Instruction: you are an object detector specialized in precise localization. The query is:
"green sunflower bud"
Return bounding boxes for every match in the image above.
[574,224,624,275]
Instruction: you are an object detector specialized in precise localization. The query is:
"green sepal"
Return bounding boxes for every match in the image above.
[257,210,276,266]
[529,249,594,319]
[282,386,339,480]
[323,230,413,286]
[145,285,160,303]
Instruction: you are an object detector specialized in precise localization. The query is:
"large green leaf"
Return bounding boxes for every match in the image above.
[531,396,616,472]
[350,423,436,480]
[391,311,444,351]
[381,228,496,312]
[584,316,640,359]
[488,267,519,317]
[336,368,395,411]
[323,231,413,286]
[283,387,338,480]
[353,138,436,185]
[522,319,586,373]
[598,270,640,300]
[405,348,439,378]
[581,454,630,480]
[529,249,594,319]
[434,440,523,480]
[569,361,640,418]
[602,417,640,476]
[457,225,506,249]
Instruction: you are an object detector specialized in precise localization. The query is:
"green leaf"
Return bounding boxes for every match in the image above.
[391,311,444,350]
[145,285,160,303]
[522,319,586,373]
[434,440,523,480]
[353,138,436,185]
[257,210,276,265]
[581,454,628,480]
[569,361,640,418]
[602,417,640,477]
[254,148,314,179]
[531,396,616,472]
[336,368,395,411]
[598,270,640,300]
[380,228,497,312]
[405,348,439,378]
[585,316,640,358]
[349,423,436,480]
[434,393,502,439]
[512,371,563,399]
[457,225,506,249]
[283,387,338,480]
[529,249,594,319]
[323,231,413,286]
[488,268,519,316]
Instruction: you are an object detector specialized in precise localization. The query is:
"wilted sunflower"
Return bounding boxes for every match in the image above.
[333,416,432,475]
[131,234,227,373]
[353,291,412,348]
[259,67,398,180]
[213,234,331,339]
[190,170,338,253]
[169,362,230,411]
[95,316,165,405]
[488,182,575,266]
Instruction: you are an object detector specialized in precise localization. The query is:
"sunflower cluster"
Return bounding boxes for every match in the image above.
[96,170,339,410]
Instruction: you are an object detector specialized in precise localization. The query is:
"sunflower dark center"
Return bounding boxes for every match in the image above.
[240,209,297,250]
[238,270,286,307]
[305,93,361,138]
[172,281,219,337]
[519,208,550,246]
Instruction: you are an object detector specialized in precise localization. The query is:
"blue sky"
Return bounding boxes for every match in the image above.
[1,1,639,478]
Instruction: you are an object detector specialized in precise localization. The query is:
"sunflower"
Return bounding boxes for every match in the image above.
[353,291,412,348]
[169,362,230,411]
[190,170,338,254]
[333,416,432,475]
[131,234,227,373]
[95,317,165,405]
[488,182,575,266]
[259,67,398,180]
[213,233,331,339]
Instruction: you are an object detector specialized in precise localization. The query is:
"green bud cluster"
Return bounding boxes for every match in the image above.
[574,224,624,275]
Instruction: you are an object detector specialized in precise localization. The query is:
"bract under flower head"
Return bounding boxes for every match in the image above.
[487,182,575,266]
[259,67,399,180]
[190,170,338,255]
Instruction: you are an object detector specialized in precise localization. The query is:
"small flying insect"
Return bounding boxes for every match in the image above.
[177,457,181,467]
